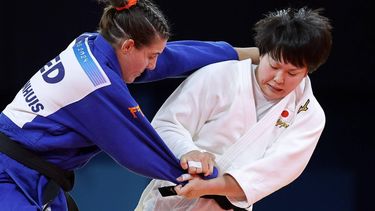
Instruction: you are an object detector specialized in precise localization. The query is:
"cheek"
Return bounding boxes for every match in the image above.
[259,68,273,82]
[131,58,147,71]
[286,77,304,90]
[139,57,149,68]
[131,51,147,68]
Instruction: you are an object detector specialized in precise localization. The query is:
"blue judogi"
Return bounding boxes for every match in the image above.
[0,33,237,210]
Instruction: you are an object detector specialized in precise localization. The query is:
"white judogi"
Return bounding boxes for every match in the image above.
[135,59,325,211]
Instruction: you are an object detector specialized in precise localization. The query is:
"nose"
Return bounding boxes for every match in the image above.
[273,70,285,84]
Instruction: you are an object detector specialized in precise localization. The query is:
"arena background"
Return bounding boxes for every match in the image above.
[0,0,373,210]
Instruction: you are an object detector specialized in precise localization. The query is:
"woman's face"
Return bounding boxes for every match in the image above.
[117,36,167,83]
[256,54,308,100]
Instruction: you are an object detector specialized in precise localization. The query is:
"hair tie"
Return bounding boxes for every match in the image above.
[115,0,138,11]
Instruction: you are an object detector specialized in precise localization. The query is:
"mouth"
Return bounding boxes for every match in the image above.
[267,84,283,92]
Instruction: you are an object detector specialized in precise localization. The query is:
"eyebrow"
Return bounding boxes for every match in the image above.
[289,68,305,73]
[268,57,305,72]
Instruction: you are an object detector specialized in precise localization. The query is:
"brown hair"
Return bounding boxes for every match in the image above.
[98,0,170,48]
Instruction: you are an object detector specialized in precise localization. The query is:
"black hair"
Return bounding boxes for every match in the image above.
[253,7,332,73]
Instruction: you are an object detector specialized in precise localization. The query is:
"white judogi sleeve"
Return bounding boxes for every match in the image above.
[226,94,325,207]
[151,60,242,159]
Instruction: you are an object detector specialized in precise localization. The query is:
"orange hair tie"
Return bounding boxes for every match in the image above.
[115,0,138,11]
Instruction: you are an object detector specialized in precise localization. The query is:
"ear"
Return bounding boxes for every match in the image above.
[120,39,135,54]
[304,69,309,77]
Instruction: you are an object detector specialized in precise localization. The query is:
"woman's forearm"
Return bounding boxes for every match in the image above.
[234,47,259,64]
[175,174,246,200]
[207,174,246,200]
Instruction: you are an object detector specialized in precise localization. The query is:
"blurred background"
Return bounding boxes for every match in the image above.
[0,0,373,210]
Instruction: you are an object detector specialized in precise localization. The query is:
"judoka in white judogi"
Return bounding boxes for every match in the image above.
[135,58,325,210]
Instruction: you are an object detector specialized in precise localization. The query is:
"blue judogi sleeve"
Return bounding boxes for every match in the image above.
[1,33,228,184]
[135,40,239,82]
[71,36,227,182]
[60,80,185,182]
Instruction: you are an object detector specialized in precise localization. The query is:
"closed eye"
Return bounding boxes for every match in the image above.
[270,64,278,69]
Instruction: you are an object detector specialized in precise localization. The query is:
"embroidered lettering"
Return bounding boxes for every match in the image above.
[128,105,144,118]
[275,118,289,128]
[297,99,310,114]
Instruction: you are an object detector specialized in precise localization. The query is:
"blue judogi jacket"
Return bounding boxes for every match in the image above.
[0,33,237,210]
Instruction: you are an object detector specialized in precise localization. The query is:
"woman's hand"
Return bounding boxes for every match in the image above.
[175,174,209,199]
[175,174,247,201]
[180,150,216,176]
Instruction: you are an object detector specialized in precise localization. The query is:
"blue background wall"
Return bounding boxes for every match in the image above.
[1,0,373,210]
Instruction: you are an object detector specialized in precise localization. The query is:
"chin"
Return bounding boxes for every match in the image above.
[124,78,134,84]
[265,93,281,101]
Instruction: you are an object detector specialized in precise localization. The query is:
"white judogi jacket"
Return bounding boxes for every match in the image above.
[135,59,325,211]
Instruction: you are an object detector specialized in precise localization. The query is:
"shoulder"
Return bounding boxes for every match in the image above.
[188,59,251,83]
[295,94,326,130]
[178,59,252,103]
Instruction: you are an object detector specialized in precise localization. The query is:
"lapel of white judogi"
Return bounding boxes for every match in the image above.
[215,76,310,171]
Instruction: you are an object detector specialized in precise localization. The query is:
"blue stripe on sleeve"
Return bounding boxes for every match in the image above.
[73,39,107,86]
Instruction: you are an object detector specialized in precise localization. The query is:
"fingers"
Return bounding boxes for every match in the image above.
[174,184,182,194]
[174,176,204,199]
[187,161,203,174]
[180,150,216,176]
[174,182,190,197]
[176,173,193,182]
[204,160,215,177]
[188,160,202,168]
[200,151,216,176]
[187,160,203,174]
[180,157,189,170]
[190,155,215,176]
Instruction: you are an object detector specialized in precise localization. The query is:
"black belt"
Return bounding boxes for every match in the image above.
[0,132,78,211]
[159,185,247,210]
[201,195,247,211]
